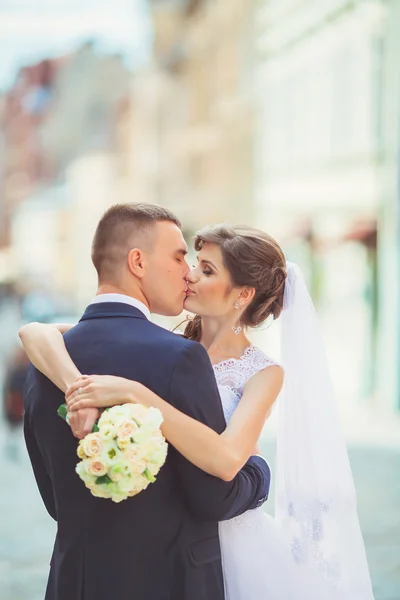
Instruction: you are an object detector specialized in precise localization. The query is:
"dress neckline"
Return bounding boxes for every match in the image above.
[212,344,256,371]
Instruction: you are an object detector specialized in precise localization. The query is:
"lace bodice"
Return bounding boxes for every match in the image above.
[213,345,278,423]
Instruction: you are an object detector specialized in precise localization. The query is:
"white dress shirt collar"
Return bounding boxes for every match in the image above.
[90,293,150,319]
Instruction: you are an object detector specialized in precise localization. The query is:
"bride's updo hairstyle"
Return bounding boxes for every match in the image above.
[184,224,287,342]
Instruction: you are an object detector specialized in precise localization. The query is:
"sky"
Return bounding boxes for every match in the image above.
[0,0,152,91]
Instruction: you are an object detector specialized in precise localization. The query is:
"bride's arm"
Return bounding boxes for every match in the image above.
[19,322,80,392]
[19,322,99,439]
[66,366,283,481]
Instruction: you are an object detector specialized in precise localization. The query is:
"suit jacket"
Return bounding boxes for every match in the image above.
[24,302,270,600]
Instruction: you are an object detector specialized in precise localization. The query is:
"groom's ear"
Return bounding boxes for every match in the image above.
[127,248,146,278]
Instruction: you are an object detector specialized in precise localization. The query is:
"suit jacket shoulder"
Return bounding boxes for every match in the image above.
[139,319,204,362]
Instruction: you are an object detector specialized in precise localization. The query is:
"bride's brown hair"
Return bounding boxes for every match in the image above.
[184,224,287,342]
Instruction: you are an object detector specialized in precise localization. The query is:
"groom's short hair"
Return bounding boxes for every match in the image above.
[92,203,181,280]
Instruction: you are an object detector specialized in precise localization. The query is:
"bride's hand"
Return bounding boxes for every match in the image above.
[66,374,139,411]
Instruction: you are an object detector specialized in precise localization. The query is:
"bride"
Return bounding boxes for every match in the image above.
[20,223,374,599]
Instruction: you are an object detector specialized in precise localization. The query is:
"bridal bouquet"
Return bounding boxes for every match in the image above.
[58,403,168,502]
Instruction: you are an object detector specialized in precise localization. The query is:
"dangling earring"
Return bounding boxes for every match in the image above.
[232,301,242,335]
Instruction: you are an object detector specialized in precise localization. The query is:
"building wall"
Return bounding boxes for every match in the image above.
[256,0,385,231]
[255,0,389,410]
[140,0,259,230]
[376,0,400,412]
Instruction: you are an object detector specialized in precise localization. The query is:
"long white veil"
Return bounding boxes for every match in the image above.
[275,262,374,598]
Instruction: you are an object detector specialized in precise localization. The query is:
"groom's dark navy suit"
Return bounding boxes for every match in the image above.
[24,302,270,600]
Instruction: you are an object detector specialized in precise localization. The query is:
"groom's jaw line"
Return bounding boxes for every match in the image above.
[136,220,190,317]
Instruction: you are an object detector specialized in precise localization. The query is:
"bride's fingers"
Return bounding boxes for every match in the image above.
[66,376,92,394]
[68,398,96,411]
[66,386,94,407]
[67,392,92,409]
[66,377,92,398]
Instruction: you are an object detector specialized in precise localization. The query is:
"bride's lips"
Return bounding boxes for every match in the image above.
[186,288,196,296]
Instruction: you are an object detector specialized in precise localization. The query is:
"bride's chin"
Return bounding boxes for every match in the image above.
[183,296,198,313]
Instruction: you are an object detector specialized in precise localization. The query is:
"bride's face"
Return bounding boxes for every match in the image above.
[184,243,240,318]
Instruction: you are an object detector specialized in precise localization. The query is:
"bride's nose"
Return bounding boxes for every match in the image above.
[186,268,198,283]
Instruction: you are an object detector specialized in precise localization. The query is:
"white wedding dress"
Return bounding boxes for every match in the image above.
[214,345,342,600]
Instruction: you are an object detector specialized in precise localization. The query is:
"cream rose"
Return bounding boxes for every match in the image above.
[99,423,117,441]
[124,445,141,463]
[130,404,149,424]
[145,462,161,476]
[140,406,164,431]
[111,492,128,503]
[150,442,168,466]
[130,474,149,492]
[76,461,95,481]
[91,487,112,499]
[109,461,131,482]
[77,443,87,460]
[98,410,113,427]
[130,458,146,475]
[87,458,108,477]
[85,480,97,490]
[116,420,138,439]
[108,404,134,421]
[117,437,131,451]
[82,433,104,457]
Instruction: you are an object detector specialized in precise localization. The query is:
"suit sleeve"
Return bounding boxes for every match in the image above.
[168,342,270,521]
[23,370,57,521]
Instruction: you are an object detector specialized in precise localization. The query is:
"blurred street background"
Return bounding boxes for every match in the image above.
[0,1,400,599]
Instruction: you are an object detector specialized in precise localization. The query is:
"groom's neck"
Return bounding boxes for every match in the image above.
[96,283,150,309]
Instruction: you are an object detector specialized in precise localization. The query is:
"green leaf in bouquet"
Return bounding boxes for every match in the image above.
[57,404,68,421]
[95,474,112,485]
[143,468,156,483]
[92,423,100,433]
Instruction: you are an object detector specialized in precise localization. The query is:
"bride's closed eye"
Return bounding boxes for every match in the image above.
[194,265,212,275]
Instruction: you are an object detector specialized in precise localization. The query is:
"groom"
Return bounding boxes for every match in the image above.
[23,203,270,600]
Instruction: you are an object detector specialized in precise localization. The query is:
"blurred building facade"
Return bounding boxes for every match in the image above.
[255,0,399,413]
[0,57,59,250]
[128,0,259,229]
[1,42,130,311]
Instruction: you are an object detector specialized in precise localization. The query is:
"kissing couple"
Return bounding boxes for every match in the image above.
[21,203,374,600]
